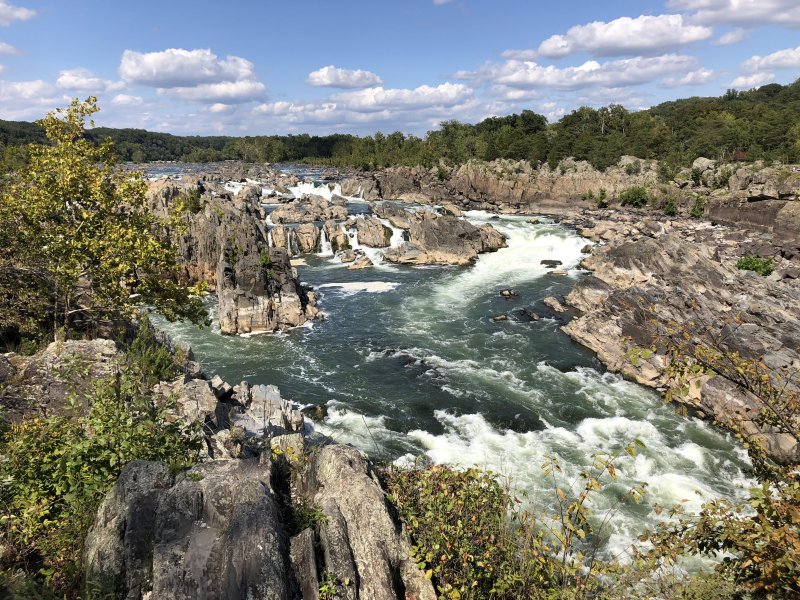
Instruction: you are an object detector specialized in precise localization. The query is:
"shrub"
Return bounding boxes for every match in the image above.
[689,197,705,218]
[736,256,775,276]
[662,196,678,216]
[619,186,649,208]
[625,161,642,176]
[596,188,608,209]
[0,363,201,594]
[690,167,703,185]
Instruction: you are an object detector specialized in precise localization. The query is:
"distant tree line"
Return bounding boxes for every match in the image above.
[1,80,798,174]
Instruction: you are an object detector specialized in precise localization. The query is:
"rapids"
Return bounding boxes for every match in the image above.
[158,208,752,558]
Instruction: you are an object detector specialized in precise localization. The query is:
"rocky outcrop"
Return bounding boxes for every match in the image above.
[295,223,321,253]
[83,459,294,600]
[324,220,350,252]
[384,210,506,265]
[148,180,321,335]
[352,216,392,248]
[0,339,122,420]
[559,212,800,463]
[270,196,347,224]
[84,365,436,600]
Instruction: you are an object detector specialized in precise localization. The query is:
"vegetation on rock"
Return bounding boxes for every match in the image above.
[736,256,775,276]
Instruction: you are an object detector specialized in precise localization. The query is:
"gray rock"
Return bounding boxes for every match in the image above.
[84,459,293,600]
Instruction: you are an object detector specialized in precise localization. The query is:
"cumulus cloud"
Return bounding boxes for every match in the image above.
[160,79,266,103]
[306,65,382,89]
[537,14,712,58]
[0,41,18,54]
[56,68,123,93]
[458,54,702,91]
[731,73,775,88]
[741,46,800,72]
[330,82,471,111]
[661,68,715,87]
[0,1,34,26]
[0,79,70,119]
[668,0,800,28]
[110,94,143,106]
[715,28,748,45]
[252,82,477,132]
[119,48,256,88]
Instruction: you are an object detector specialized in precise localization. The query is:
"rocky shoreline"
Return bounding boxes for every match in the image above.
[140,157,799,461]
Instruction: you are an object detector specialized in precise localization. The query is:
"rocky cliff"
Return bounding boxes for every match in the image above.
[148,180,321,335]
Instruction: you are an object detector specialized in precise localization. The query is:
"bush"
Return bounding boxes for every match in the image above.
[689,197,705,218]
[736,255,775,276]
[690,167,703,185]
[0,362,201,594]
[625,161,642,176]
[596,188,608,208]
[662,196,678,216]
[619,186,649,208]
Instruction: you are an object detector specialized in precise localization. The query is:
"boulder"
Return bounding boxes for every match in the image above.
[83,460,294,599]
[296,223,321,253]
[354,216,392,248]
[324,220,350,252]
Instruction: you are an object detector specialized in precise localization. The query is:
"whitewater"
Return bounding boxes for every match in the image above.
[158,201,752,559]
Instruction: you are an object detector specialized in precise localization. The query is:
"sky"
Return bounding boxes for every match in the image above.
[0,0,799,136]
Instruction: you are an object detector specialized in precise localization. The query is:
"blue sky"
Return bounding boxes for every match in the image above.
[0,0,799,136]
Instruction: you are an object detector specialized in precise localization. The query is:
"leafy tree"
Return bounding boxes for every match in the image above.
[0,97,207,340]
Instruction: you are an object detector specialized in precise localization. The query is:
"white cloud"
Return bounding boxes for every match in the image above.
[0,1,34,26]
[56,68,123,93]
[330,82,471,112]
[0,79,70,120]
[669,0,800,28]
[110,94,143,107]
[160,79,266,103]
[500,49,538,61]
[459,54,702,91]
[0,41,18,54]
[741,46,800,72]
[731,73,775,88]
[433,0,453,4]
[715,28,748,45]
[209,103,230,113]
[538,14,712,58]
[661,68,715,87]
[119,48,256,88]
[306,65,382,89]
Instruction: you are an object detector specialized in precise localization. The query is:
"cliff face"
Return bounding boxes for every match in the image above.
[147,180,321,335]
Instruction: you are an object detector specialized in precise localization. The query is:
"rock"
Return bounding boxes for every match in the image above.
[550,270,569,276]
[384,211,506,265]
[493,314,509,321]
[324,220,349,252]
[337,249,356,263]
[692,157,716,172]
[6,339,122,420]
[296,223,321,253]
[780,267,800,280]
[541,259,563,268]
[300,445,436,600]
[373,202,413,230]
[84,460,294,599]
[355,216,392,247]
[500,289,518,298]
[543,296,568,313]
[347,250,374,270]
[528,218,541,225]
[290,529,319,600]
[147,180,320,335]
[581,244,593,254]
[440,203,463,217]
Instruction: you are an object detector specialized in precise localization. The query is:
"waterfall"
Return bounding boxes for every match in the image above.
[267,230,274,248]
[318,227,333,256]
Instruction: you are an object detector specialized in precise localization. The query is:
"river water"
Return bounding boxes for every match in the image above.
[158,202,752,558]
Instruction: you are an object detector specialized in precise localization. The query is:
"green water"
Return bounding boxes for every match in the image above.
[158,211,751,556]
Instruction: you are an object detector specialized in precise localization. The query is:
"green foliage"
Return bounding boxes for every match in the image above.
[289,498,326,536]
[596,188,608,209]
[176,186,203,214]
[624,160,642,175]
[736,255,775,276]
[0,97,208,341]
[619,186,649,208]
[662,196,678,216]
[689,197,705,218]
[318,570,344,599]
[387,451,646,599]
[641,321,800,598]
[690,168,703,185]
[125,313,183,388]
[0,360,201,595]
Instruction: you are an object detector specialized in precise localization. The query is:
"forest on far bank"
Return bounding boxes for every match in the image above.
[1,79,799,174]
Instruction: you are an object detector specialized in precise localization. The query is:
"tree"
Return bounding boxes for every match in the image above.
[0,97,207,340]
